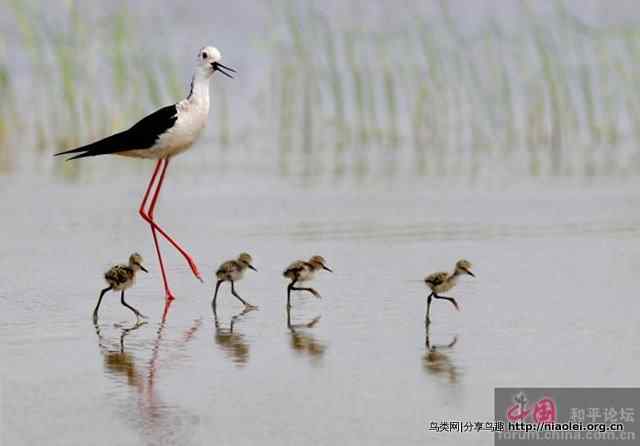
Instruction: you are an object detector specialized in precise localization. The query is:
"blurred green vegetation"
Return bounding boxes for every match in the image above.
[2,0,640,180]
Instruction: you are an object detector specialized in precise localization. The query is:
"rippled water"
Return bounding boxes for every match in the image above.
[1,171,639,445]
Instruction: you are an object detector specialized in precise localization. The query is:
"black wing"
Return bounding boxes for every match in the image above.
[54,105,179,160]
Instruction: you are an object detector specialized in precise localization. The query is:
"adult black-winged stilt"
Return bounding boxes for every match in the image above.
[56,46,235,300]
[424,259,475,325]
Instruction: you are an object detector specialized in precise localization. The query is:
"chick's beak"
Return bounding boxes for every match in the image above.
[323,265,333,272]
[466,270,475,277]
[211,62,236,78]
[140,265,149,273]
[249,264,257,272]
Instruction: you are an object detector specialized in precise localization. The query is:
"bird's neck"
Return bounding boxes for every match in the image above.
[186,74,211,106]
[449,270,461,282]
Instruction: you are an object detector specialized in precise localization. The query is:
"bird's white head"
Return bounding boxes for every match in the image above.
[195,46,235,80]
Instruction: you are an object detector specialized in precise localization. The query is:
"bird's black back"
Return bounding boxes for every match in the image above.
[55,105,179,160]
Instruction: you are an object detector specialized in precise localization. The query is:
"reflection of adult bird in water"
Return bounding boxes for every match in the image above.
[55,46,236,300]
[93,253,148,323]
[93,302,202,444]
[424,259,475,325]
[212,305,255,366]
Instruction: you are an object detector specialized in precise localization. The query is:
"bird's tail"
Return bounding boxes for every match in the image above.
[54,131,130,160]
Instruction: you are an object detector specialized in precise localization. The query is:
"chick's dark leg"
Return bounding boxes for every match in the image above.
[425,292,433,325]
[93,286,112,322]
[290,284,321,299]
[434,294,459,311]
[212,279,223,309]
[121,290,144,320]
[287,280,295,309]
[230,280,252,307]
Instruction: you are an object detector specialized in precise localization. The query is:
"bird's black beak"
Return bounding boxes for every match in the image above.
[140,265,149,273]
[249,264,257,272]
[323,265,333,272]
[212,62,236,79]
[466,270,475,277]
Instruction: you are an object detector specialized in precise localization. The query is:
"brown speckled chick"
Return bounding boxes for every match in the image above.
[93,253,148,322]
[283,255,333,308]
[212,253,257,309]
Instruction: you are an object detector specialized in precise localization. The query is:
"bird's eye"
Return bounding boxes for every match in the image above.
[201,52,207,59]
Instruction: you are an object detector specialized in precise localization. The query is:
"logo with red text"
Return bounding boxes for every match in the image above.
[506,392,557,424]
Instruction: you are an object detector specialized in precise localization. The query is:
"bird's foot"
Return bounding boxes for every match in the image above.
[244,303,259,310]
[185,257,204,282]
[133,321,148,329]
[306,316,321,328]
[164,288,176,301]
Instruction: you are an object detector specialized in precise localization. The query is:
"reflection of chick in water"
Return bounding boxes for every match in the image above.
[212,306,255,366]
[95,321,147,388]
[286,307,326,359]
[93,305,202,445]
[104,350,139,387]
[423,329,459,384]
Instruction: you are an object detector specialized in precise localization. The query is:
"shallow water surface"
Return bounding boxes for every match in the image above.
[1,173,639,445]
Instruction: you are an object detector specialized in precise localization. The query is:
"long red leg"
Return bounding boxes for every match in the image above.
[139,159,175,300]
[139,158,203,282]
[148,158,168,219]
[147,160,175,300]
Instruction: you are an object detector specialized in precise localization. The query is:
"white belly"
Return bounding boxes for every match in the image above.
[121,100,209,159]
